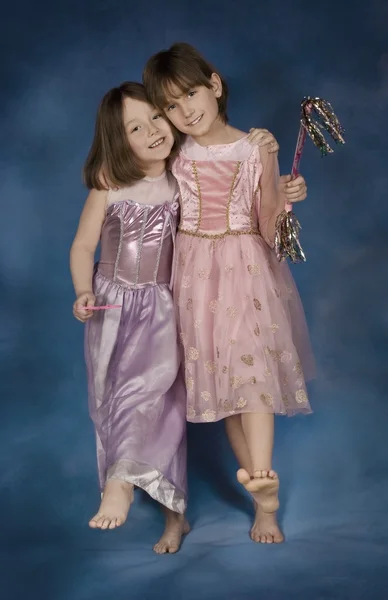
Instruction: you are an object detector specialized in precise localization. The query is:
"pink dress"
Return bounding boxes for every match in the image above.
[171,135,315,423]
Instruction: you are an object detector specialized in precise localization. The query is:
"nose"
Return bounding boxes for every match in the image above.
[183,103,195,119]
[148,123,159,136]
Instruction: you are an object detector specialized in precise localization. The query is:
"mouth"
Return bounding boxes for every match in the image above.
[149,137,165,149]
[188,114,203,127]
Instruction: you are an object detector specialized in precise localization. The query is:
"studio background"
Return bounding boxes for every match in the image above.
[1,1,387,598]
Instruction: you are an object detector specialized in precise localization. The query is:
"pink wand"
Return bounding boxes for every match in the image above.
[81,304,122,311]
[275,97,345,263]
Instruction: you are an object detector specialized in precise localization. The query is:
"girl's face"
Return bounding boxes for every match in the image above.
[163,74,222,137]
[123,97,175,167]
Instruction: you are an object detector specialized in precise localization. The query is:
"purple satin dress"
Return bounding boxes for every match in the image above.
[85,182,187,514]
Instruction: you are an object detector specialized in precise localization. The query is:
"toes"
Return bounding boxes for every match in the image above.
[237,468,251,485]
[101,518,111,530]
[268,470,278,480]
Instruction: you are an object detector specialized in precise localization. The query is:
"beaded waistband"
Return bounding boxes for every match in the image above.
[178,228,260,240]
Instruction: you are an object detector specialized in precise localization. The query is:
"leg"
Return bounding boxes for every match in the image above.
[89,478,134,530]
[224,414,253,474]
[238,412,284,543]
[153,508,191,554]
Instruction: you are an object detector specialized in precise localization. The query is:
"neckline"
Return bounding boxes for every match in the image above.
[188,133,249,150]
[144,171,167,183]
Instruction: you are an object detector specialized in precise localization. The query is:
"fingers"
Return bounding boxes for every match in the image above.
[73,292,96,322]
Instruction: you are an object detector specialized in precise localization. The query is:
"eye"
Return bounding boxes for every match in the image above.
[188,91,196,98]
[167,104,176,112]
[152,113,161,120]
[131,125,140,133]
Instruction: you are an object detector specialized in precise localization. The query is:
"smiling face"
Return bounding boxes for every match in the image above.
[123,97,175,169]
[163,74,223,138]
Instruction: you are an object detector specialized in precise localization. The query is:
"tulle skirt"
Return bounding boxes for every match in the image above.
[173,233,315,423]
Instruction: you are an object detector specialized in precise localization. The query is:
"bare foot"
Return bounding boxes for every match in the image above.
[237,468,279,513]
[89,479,134,530]
[250,502,284,544]
[153,509,190,554]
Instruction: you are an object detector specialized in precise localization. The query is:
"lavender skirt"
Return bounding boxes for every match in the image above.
[85,271,187,514]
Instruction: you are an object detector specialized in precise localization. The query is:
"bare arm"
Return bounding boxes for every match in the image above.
[70,188,106,298]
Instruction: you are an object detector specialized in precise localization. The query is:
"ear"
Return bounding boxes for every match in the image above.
[210,73,222,98]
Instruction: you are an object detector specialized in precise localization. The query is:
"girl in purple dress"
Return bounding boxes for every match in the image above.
[70,82,283,553]
[143,43,314,545]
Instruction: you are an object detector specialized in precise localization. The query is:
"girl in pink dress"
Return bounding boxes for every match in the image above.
[143,43,315,544]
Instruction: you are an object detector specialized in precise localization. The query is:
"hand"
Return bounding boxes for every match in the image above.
[73,292,96,323]
[280,174,307,204]
[248,128,279,153]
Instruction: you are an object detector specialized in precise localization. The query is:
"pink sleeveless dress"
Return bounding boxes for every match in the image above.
[85,173,187,513]
[171,136,315,423]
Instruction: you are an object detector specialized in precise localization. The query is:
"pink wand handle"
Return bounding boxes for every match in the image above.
[286,112,310,212]
[81,304,122,311]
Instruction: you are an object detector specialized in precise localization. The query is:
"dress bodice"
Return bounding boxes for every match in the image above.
[171,136,261,237]
[171,136,285,247]
[98,174,179,287]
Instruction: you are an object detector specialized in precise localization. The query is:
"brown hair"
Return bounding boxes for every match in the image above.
[83,82,181,190]
[143,43,229,124]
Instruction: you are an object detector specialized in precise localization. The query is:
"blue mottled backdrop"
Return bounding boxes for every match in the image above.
[1,0,387,598]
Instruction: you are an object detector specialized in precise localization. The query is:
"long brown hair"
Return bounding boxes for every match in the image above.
[83,82,181,190]
[143,43,229,124]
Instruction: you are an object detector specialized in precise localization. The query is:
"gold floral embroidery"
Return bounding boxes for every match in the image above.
[254,324,260,336]
[225,265,234,274]
[222,366,228,374]
[293,362,302,375]
[280,351,292,364]
[186,363,193,374]
[295,377,303,388]
[287,286,293,294]
[253,298,262,311]
[201,391,212,402]
[229,338,236,345]
[226,306,238,318]
[230,375,243,389]
[241,354,254,366]
[270,324,279,333]
[265,347,282,361]
[264,368,272,377]
[260,393,274,406]
[202,409,216,422]
[187,405,196,419]
[296,389,308,404]
[186,298,193,310]
[187,347,199,361]
[223,400,233,412]
[282,394,289,407]
[194,319,201,329]
[186,377,194,391]
[249,376,257,384]
[182,276,192,288]
[180,252,187,267]
[209,299,219,313]
[180,332,187,346]
[205,360,218,374]
[198,269,211,280]
[237,397,247,408]
[248,264,260,276]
